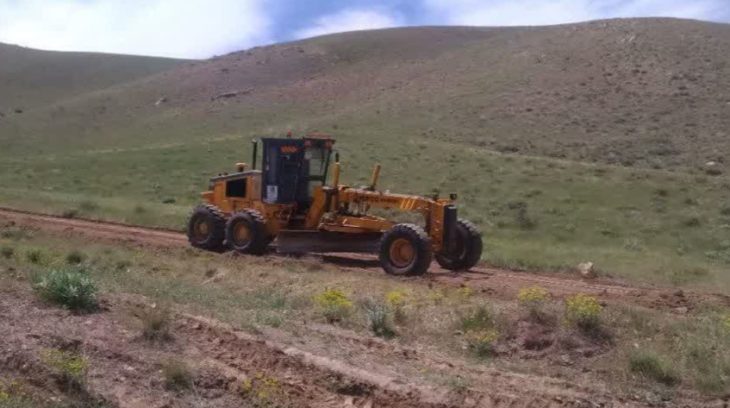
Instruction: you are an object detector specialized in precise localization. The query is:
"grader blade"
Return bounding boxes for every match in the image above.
[275,230,381,254]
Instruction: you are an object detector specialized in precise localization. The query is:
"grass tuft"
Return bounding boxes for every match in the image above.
[362,299,396,338]
[138,305,172,342]
[25,249,45,265]
[161,359,193,391]
[41,348,89,392]
[0,246,14,259]
[65,250,85,265]
[629,350,680,386]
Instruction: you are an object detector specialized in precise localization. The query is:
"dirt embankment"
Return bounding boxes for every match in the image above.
[0,285,652,408]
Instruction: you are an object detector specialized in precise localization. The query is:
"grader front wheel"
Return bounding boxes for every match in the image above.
[379,224,432,276]
[435,219,482,271]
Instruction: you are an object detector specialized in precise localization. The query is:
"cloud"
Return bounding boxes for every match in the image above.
[423,0,730,26]
[0,0,271,58]
[294,8,402,39]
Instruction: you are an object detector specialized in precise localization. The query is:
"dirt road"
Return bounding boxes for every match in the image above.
[1,207,726,313]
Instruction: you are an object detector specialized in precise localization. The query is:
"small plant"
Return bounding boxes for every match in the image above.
[517,286,550,321]
[456,286,474,299]
[457,305,502,356]
[465,329,499,357]
[427,289,445,305]
[459,305,494,333]
[161,359,193,391]
[0,246,13,259]
[363,299,396,338]
[33,268,98,312]
[139,305,172,342]
[510,202,537,230]
[65,250,85,265]
[313,289,353,323]
[723,314,730,331]
[41,348,88,392]
[385,290,407,323]
[61,209,79,219]
[239,372,282,405]
[629,350,680,386]
[564,294,602,332]
[25,249,44,264]
[78,200,99,212]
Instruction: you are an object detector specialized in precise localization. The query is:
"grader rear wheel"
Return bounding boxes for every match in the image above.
[225,210,269,255]
[379,224,432,276]
[187,205,226,250]
[436,218,482,271]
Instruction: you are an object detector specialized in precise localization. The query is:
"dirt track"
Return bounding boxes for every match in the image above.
[1,207,727,313]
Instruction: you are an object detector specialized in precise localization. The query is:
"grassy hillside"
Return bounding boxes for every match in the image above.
[0,42,185,112]
[0,18,729,289]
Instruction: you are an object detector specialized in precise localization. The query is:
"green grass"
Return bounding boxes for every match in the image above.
[0,133,728,291]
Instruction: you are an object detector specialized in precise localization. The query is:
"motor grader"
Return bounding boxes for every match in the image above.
[187,133,482,276]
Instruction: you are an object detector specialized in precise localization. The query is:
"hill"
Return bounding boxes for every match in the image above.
[3,18,730,169]
[0,42,185,112]
[0,18,729,286]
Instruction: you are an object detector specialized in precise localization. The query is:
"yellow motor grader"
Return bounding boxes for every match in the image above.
[187,133,482,275]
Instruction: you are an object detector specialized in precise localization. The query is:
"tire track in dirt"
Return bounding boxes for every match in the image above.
[1,207,728,312]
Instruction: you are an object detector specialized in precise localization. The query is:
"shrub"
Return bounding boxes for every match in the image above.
[65,250,85,265]
[518,286,551,322]
[564,294,602,332]
[629,350,680,386]
[363,299,395,338]
[33,269,98,312]
[161,359,193,391]
[41,349,88,391]
[313,289,353,323]
[139,306,172,342]
[723,314,730,331]
[465,329,499,357]
[0,246,13,259]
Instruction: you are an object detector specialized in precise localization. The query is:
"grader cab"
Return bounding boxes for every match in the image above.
[187,133,482,276]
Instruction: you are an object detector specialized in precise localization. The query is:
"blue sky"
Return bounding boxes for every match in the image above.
[0,0,728,58]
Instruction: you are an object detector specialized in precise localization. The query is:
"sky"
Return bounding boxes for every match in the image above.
[0,0,728,59]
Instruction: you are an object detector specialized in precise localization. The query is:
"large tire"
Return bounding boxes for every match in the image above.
[225,210,269,255]
[379,224,433,276]
[187,204,226,250]
[435,219,482,271]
